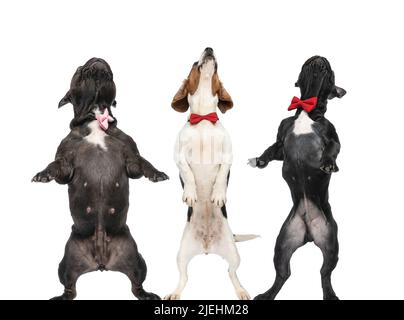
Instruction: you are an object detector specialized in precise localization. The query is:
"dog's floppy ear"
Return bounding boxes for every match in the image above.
[213,73,233,113]
[328,85,346,100]
[172,64,201,112]
[217,85,233,113]
[58,91,71,108]
[171,79,190,112]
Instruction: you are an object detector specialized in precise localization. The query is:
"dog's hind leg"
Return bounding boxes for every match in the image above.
[254,207,306,300]
[106,227,160,300]
[164,223,201,300]
[51,232,98,300]
[307,202,339,300]
[213,223,251,300]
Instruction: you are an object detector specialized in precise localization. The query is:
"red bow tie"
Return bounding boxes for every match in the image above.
[288,96,318,113]
[189,112,219,125]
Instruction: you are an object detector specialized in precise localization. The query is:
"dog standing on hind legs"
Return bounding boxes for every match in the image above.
[164,48,257,300]
[249,56,346,300]
[32,58,168,300]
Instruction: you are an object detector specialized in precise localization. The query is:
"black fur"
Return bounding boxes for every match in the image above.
[32,58,168,300]
[251,56,346,300]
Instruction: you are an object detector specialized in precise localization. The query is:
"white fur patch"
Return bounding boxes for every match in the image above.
[293,110,314,135]
[187,62,218,115]
[85,120,107,150]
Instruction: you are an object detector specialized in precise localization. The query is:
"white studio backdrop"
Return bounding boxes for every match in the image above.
[0,0,403,300]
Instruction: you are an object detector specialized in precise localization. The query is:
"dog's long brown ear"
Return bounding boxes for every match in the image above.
[172,64,201,112]
[171,80,190,112]
[58,91,71,108]
[212,73,233,113]
[218,86,233,113]
[328,85,346,99]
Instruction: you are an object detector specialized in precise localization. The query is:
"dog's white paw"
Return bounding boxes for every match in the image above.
[236,289,251,300]
[247,158,257,167]
[182,186,197,207]
[211,186,227,207]
[164,293,181,300]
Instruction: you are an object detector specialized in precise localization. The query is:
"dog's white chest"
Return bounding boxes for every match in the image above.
[179,122,231,166]
[85,121,107,150]
[293,111,314,135]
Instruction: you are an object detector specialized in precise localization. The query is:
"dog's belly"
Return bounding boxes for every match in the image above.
[190,164,220,200]
[187,164,226,251]
[284,132,323,168]
[282,128,330,197]
[189,201,226,252]
[68,142,130,235]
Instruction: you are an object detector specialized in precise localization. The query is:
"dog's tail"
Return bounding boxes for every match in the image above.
[233,234,260,242]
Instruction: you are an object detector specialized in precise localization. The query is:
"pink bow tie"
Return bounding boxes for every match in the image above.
[95,108,114,130]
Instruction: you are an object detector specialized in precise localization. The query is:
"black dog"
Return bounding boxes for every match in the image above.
[32,58,168,300]
[249,56,346,300]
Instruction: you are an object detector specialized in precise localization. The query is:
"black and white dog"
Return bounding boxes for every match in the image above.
[249,56,346,300]
[32,58,168,300]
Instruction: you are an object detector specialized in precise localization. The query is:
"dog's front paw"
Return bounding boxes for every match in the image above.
[320,158,339,174]
[183,186,197,207]
[148,171,169,183]
[248,157,267,168]
[247,158,258,167]
[211,186,227,207]
[32,169,56,183]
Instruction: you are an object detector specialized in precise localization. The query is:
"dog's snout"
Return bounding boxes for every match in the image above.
[91,61,108,71]
[84,58,110,73]
[198,48,216,67]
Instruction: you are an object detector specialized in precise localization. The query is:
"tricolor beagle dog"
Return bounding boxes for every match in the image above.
[164,48,257,300]
[249,56,346,300]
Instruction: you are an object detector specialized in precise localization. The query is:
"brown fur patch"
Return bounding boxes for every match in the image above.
[212,73,233,113]
[171,63,233,114]
[171,64,200,112]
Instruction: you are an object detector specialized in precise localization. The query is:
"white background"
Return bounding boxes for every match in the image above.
[0,0,403,300]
